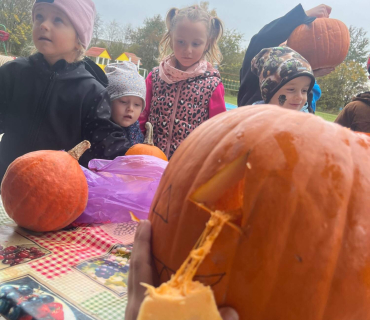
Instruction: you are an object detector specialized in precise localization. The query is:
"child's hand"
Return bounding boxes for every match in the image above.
[125,220,239,320]
[305,4,332,18]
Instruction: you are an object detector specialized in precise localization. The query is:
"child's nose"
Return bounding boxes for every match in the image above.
[185,45,192,54]
[40,20,51,31]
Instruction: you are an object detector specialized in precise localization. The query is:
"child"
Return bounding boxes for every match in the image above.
[105,62,145,146]
[237,4,332,110]
[139,5,226,160]
[0,0,132,182]
[333,55,370,133]
[251,46,315,112]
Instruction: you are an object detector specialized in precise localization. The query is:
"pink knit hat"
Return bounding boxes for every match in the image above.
[32,0,96,48]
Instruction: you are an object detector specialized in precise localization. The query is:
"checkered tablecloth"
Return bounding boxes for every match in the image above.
[0,200,137,320]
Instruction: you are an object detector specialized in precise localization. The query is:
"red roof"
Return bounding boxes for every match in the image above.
[124,52,142,66]
[86,47,111,59]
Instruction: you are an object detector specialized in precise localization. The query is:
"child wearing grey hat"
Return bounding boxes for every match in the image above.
[105,62,146,146]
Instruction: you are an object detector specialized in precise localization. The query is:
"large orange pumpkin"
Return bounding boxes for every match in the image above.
[149,105,370,320]
[287,18,350,70]
[126,122,168,161]
[1,141,90,232]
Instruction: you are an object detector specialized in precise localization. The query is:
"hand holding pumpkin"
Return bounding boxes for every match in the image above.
[305,4,332,18]
[125,220,239,320]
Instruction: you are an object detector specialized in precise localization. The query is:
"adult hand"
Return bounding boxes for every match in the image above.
[125,220,154,320]
[305,4,332,18]
[125,220,239,320]
[313,67,335,77]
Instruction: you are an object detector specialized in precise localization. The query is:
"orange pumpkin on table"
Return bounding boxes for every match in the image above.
[1,141,90,232]
[287,17,350,71]
[125,122,168,161]
[148,105,370,320]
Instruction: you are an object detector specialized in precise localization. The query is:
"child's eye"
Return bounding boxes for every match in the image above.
[177,40,184,45]
[121,101,128,104]
[135,104,141,107]
[54,17,63,24]
[286,88,295,92]
[35,14,43,21]
[192,43,200,47]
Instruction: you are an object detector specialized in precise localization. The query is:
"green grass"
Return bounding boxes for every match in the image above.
[315,111,337,122]
[225,95,237,106]
[224,94,337,122]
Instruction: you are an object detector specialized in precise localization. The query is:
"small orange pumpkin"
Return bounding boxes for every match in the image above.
[1,141,90,232]
[287,18,350,70]
[125,122,168,161]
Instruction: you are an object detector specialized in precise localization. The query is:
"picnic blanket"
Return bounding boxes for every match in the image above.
[0,199,137,320]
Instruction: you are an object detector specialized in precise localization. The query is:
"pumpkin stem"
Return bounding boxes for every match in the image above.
[144,122,154,146]
[67,140,91,161]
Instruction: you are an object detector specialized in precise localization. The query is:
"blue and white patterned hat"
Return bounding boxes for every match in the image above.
[105,62,146,108]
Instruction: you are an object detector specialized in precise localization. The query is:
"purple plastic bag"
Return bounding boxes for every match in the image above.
[75,155,168,224]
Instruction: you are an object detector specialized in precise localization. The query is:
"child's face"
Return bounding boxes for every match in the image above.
[32,5,80,65]
[171,18,208,71]
[269,76,312,111]
[111,96,143,127]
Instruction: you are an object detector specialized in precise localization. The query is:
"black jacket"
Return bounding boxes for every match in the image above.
[237,4,316,107]
[0,53,132,182]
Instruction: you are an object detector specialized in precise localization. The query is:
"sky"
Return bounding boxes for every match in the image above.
[94,0,370,48]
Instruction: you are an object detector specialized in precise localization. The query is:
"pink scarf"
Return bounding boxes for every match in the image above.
[159,55,212,84]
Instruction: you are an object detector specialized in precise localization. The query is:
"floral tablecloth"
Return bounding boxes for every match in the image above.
[0,200,137,320]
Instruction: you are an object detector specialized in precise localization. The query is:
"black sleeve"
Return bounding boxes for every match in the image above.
[0,63,10,135]
[79,89,131,167]
[237,4,316,107]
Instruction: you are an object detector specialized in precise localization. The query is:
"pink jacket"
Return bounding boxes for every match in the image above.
[140,68,226,159]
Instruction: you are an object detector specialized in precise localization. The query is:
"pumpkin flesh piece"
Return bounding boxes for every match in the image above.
[137,211,230,320]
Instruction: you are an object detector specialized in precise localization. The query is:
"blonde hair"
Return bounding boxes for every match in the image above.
[159,5,224,65]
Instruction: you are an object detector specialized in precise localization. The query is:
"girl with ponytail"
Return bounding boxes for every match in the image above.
[139,5,226,159]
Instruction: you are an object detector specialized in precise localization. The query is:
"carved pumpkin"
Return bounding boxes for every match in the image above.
[125,122,168,161]
[149,105,370,320]
[287,18,350,70]
[1,141,90,232]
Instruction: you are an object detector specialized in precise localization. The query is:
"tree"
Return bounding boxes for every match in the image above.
[346,26,369,64]
[92,13,104,46]
[128,15,166,71]
[317,61,369,113]
[199,1,217,17]
[218,29,244,81]
[0,0,33,56]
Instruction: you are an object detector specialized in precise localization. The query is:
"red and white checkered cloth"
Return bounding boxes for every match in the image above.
[28,226,118,279]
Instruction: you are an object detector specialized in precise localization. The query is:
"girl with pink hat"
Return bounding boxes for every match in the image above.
[0,0,134,182]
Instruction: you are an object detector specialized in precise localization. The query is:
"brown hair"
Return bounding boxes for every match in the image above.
[159,5,224,65]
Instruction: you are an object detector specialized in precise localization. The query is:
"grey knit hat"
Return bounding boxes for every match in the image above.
[105,62,146,108]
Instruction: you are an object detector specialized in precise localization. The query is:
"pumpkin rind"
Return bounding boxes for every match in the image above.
[149,105,370,320]
[1,142,90,232]
[287,18,350,70]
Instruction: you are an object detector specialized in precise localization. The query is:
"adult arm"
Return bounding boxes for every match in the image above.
[238,4,321,107]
